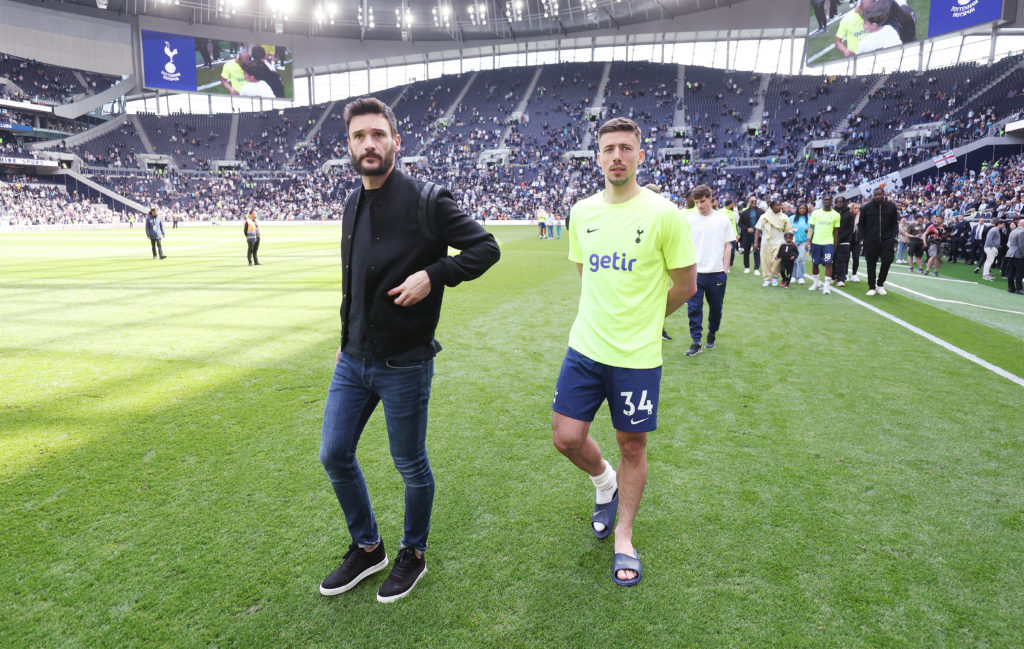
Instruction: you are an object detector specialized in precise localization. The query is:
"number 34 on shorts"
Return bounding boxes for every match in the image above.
[620,390,653,420]
[614,386,659,432]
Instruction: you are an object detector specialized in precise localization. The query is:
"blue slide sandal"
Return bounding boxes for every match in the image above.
[612,551,642,587]
[591,490,618,539]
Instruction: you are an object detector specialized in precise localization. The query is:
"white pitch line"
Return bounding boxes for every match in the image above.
[885,268,976,284]
[833,288,1024,389]
[885,281,1024,316]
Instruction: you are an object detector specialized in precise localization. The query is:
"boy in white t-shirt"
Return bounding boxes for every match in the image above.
[683,184,736,355]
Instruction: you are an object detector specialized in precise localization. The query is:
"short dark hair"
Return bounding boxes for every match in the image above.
[596,117,642,144]
[343,97,398,136]
[251,45,266,62]
[644,183,661,193]
[692,185,712,200]
[860,0,892,25]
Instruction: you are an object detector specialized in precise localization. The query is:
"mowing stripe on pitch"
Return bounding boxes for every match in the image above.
[833,288,1024,389]
[885,268,977,284]
[885,281,1024,316]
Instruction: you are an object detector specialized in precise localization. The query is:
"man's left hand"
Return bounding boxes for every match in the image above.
[388,270,431,306]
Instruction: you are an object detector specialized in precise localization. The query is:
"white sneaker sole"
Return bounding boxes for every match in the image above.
[376,566,427,603]
[319,556,389,596]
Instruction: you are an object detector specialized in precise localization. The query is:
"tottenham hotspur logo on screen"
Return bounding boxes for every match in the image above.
[161,41,181,82]
[952,0,980,19]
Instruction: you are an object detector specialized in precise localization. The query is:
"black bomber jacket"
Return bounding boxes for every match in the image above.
[339,168,500,358]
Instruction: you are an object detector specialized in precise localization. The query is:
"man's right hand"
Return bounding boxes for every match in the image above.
[336,347,342,363]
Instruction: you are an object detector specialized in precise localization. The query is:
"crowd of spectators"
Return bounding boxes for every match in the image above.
[0,174,125,226]
[6,54,1024,228]
[0,52,119,104]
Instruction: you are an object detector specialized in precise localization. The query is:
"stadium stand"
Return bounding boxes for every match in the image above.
[134,113,234,170]
[0,52,121,104]
[5,52,1024,227]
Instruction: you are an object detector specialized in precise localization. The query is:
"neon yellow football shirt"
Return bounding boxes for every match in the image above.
[837,12,867,54]
[809,209,841,245]
[568,189,696,369]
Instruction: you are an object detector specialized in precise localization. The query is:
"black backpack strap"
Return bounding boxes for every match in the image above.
[417,181,442,243]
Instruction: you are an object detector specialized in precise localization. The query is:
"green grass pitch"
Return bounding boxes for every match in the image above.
[2,224,1023,647]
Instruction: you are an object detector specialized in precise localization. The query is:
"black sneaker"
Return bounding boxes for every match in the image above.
[684,342,702,356]
[377,547,426,603]
[662,329,672,341]
[319,542,388,596]
[705,335,716,349]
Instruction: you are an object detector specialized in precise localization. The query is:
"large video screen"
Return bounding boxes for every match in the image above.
[141,29,294,100]
[806,0,1005,65]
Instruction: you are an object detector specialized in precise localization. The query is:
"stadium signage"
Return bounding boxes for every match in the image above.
[928,0,1003,38]
[0,98,53,113]
[0,156,59,168]
[141,30,197,92]
[859,172,903,197]
[140,28,293,100]
[0,122,33,132]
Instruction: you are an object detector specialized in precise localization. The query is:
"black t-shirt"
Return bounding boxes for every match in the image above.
[777,242,798,260]
[343,188,377,358]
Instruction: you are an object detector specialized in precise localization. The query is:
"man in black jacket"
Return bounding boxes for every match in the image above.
[858,187,899,295]
[318,97,500,603]
[832,196,855,286]
[738,196,762,275]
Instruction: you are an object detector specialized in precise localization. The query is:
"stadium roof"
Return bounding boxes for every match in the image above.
[9,0,754,42]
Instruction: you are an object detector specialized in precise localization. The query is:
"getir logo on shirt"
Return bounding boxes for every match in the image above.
[589,252,637,272]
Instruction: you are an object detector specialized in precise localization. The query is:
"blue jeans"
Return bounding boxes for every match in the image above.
[688,271,727,343]
[793,242,807,280]
[320,353,435,553]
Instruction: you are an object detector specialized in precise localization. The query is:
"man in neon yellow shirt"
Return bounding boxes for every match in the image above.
[835,2,867,57]
[807,195,841,294]
[220,51,251,95]
[552,117,696,587]
[721,197,738,269]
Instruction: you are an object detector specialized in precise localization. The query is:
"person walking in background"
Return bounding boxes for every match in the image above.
[807,195,840,295]
[896,213,908,263]
[777,231,799,287]
[1006,218,1024,294]
[923,215,947,277]
[738,196,762,275]
[683,184,734,356]
[858,187,899,296]
[791,203,810,284]
[244,209,261,266]
[849,202,863,282]
[982,220,1004,281]
[754,199,793,288]
[537,206,549,239]
[905,214,926,273]
[972,217,989,271]
[721,198,738,268]
[145,207,166,260]
[832,196,855,286]
[317,98,500,604]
